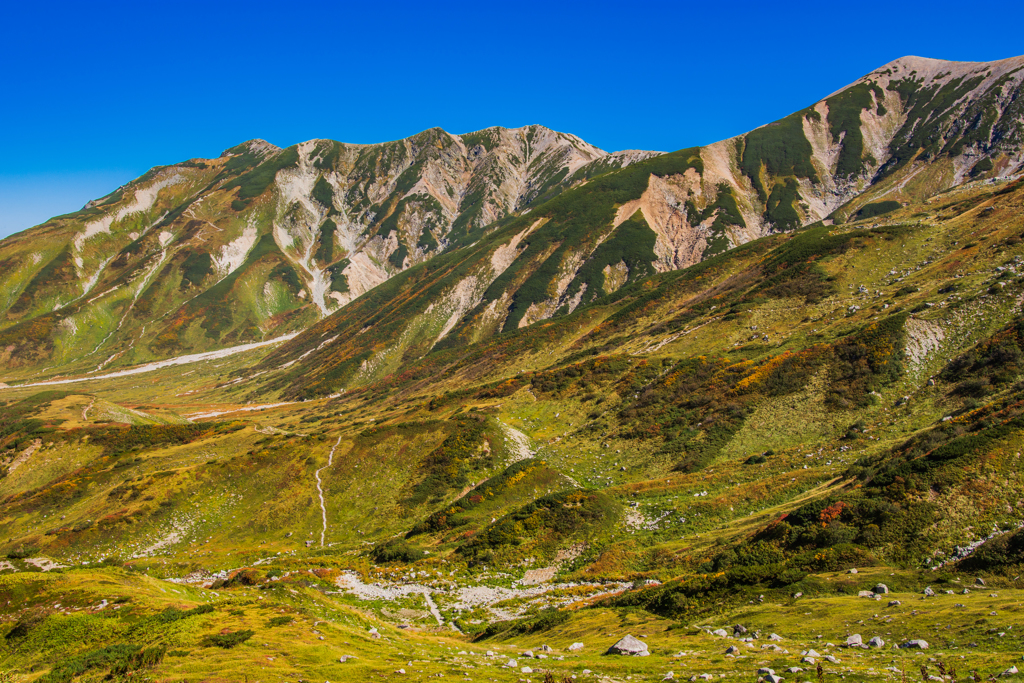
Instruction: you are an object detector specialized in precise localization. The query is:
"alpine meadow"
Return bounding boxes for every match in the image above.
[4,53,1024,682]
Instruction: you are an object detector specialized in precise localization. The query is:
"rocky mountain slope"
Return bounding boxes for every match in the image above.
[255,54,1024,398]
[3,56,1024,386]
[0,125,653,373]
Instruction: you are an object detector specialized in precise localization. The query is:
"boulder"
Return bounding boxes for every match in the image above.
[888,600,902,607]
[521,666,534,674]
[734,624,749,635]
[663,673,675,681]
[606,635,649,656]
[503,659,517,668]
[757,668,775,675]
[868,636,885,648]
[900,639,929,649]
[845,634,863,647]
[802,657,816,665]
[975,577,986,586]
[787,668,804,674]
[540,644,552,652]
[712,628,729,637]
[1001,667,1019,677]
[725,646,740,655]
[764,676,784,683]
[858,591,875,598]
[923,586,935,597]
[805,649,821,658]
[769,633,783,641]
[824,655,840,664]
[873,583,889,594]
[568,643,584,652]
[848,568,858,574]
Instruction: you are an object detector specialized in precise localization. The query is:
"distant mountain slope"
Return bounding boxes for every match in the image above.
[2,54,1023,381]
[258,55,1024,397]
[0,126,653,373]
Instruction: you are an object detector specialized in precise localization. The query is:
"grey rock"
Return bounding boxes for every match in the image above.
[725,646,740,655]
[824,655,840,664]
[521,666,534,674]
[888,600,902,607]
[848,568,858,574]
[1001,666,1019,677]
[769,633,783,641]
[568,642,584,651]
[846,634,863,647]
[764,675,784,683]
[873,583,889,594]
[788,668,804,674]
[503,659,517,668]
[606,634,649,656]
[758,668,775,675]
[923,586,935,596]
[868,637,885,648]
[858,590,875,597]
[901,639,929,650]
[805,649,821,658]
[802,658,816,665]
[712,628,729,637]
[975,577,986,586]
[734,624,749,635]
[540,644,552,652]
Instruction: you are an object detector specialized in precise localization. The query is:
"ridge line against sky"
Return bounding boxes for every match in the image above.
[2,0,1023,240]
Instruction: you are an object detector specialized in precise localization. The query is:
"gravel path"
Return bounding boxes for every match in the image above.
[3,332,299,390]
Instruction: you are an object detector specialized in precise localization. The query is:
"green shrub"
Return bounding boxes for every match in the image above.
[203,630,254,648]
[370,539,423,564]
[854,201,901,221]
[473,609,571,641]
[739,110,819,201]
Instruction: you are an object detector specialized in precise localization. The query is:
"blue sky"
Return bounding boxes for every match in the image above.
[2,1,1023,240]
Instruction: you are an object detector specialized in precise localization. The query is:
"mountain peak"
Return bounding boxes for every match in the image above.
[221,138,281,158]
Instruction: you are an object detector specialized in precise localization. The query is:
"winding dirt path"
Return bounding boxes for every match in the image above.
[316,436,343,547]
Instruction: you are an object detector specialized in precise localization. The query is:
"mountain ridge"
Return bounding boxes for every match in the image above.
[2,54,1024,384]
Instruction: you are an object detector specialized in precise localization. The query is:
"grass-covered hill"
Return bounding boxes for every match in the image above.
[2,169,1024,679]
[3,53,1024,681]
